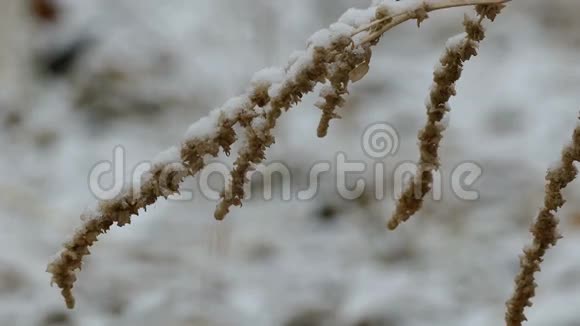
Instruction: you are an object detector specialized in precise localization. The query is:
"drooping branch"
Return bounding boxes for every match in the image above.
[387,4,505,230]
[47,0,510,309]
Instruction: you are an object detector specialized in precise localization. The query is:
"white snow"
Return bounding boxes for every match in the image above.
[330,22,355,37]
[79,204,102,222]
[377,0,425,15]
[251,67,286,87]
[308,29,334,47]
[339,7,377,28]
[2,1,580,326]
[250,115,268,130]
[184,114,220,140]
[320,85,337,98]
[437,112,451,131]
[152,146,181,167]
[446,32,468,51]
[221,96,253,120]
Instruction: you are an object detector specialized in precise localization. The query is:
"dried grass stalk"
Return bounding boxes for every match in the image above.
[505,116,580,326]
[316,47,372,137]
[386,4,505,230]
[47,0,510,309]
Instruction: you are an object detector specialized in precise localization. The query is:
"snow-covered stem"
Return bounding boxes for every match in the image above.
[505,115,580,326]
[387,4,504,230]
[315,48,370,138]
[47,0,510,310]
[358,0,509,44]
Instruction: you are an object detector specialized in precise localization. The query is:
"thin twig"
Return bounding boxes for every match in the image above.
[360,0,510,44]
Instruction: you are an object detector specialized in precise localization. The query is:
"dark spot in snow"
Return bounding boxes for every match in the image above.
[316,204,338,222]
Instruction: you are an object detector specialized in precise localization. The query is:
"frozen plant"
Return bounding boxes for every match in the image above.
[45,1,580,325]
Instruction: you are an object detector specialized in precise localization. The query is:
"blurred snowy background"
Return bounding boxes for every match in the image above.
[1,0,580,325]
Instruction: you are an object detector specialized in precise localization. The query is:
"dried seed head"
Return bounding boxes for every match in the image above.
[476,4,506,21]
[387,8,500,231]
[413,7,429,27]
[505,115,580,326]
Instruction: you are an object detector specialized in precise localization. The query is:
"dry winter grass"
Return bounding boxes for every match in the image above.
[44,0,580,325]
